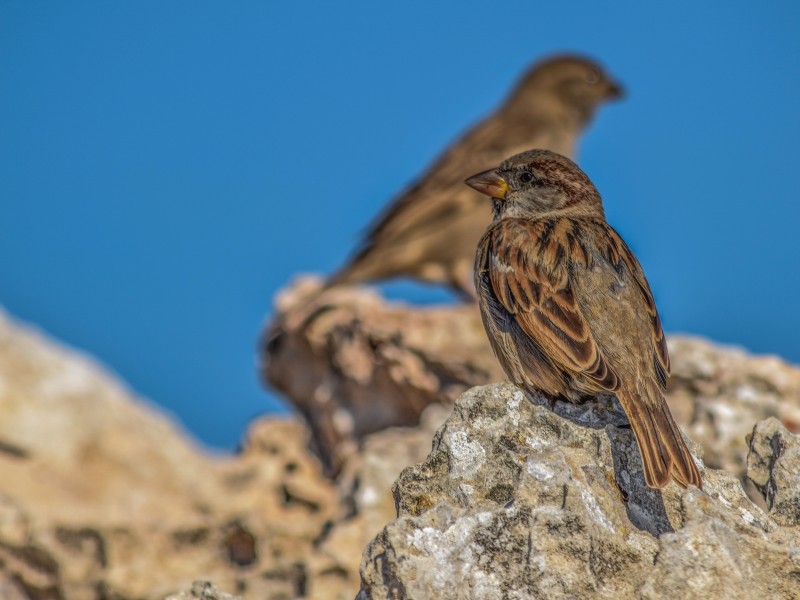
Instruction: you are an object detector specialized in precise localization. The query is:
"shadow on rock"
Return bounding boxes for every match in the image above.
[530,391,674,537]
[359,383,796,599]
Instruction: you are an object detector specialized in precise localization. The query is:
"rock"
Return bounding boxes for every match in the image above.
[262,278,800,495]
[7,278,800,599]
[261,277,503,475]
[0,307,351,599]
[667,336,800,505]
[359,383,800,599]
[0,304,478,599]
[319,404,450,578]
[165,581,243,600]
[746,417,800,527]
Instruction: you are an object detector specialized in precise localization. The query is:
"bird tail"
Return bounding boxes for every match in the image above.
[325,261,366,290]
[616,381,702,489]
[325,240,403,290]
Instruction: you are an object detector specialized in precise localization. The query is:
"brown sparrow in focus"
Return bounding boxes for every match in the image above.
[329,55,624,298]
[467,149,702,489]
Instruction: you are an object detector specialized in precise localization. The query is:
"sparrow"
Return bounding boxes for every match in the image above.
[328,55,624,298]
[467,149,702,489]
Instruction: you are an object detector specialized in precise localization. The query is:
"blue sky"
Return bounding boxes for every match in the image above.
[1,2,798,450]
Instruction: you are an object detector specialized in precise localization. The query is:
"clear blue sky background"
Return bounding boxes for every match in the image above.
[1,2,798,450]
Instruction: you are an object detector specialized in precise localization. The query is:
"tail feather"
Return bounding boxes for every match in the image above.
[326,259,369,289]
[326,239,408,290]
[617,383,703,490]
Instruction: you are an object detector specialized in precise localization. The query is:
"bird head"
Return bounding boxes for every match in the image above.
[465,149,605,220]
[506,55,624,125]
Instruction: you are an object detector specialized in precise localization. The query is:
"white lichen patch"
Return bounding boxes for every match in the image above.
[506,391,523,427]
[469,568,503,600]
[446,430,486,477]
[359,485,379,507]
[525,436,552,451]
[581,489,614,533]
[454,483,476,505]
[710,401,737,421]
[734,384,759,404]
[739,507,756,526]
[476,511,493,526]
[526,458,555,481]
[715,493,733,509]
[405,515,501,596]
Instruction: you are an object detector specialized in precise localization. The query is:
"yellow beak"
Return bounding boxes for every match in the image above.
[465,169,508,200]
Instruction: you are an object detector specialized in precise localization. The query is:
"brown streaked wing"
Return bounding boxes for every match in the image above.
[487,219,619,391]
[360,117,513,246]
[601,225,671,388]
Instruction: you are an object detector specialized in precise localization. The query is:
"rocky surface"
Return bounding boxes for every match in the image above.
[667,336,800,504]
[0,304,452,599]
[261,277,503,476]
[165,581,243,600]
[263,278,800,497]
[0,308,350,599]
[4,276,800,599]
[746,417,800,528]
[359,383,800,599]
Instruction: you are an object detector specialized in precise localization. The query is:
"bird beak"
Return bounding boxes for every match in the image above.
[606,79,625,100]
[465,169,508,200]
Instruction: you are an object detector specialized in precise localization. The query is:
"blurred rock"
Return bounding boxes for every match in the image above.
[261,276,504,476]
[667,336,800,503]
[359,383,800,599]
[5,274,800,599]
[165,581,243,600]
[320,403,450,575]
[0,308,350,599]
[262,278,800,494]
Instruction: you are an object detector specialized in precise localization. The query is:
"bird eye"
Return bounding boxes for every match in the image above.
[586,70,600,85]
[519,172,534,184]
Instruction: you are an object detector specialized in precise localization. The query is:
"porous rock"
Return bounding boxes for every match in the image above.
[165,580,243,600]
[667,336,800,503]
[746,417,800,527]
[262,278,800,495]
[261,277,503,475]
[6,277,800,599]
[358,383,800,599]
[0,308,348,599]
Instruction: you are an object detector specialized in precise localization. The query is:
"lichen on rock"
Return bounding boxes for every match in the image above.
[359,383,800,599]
[746,417,800,527]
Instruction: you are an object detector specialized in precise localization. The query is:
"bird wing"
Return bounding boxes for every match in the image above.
[566,221,691,488]
[600,225,671,388]
[329,117,543,289]
[362,117,525,245]
[483,217,693,489]
[485,218,619,391]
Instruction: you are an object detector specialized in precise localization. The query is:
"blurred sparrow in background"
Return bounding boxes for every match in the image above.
[329,55,623,298]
